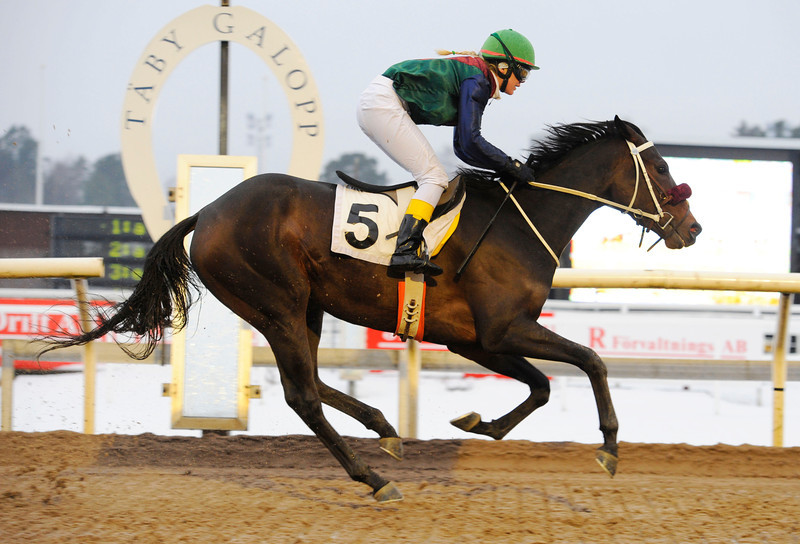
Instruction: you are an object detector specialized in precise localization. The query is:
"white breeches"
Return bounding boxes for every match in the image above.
[357,75,449,208]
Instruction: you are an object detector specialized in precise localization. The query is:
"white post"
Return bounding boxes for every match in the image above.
[398,340,421,438]
[772,292,791,447]
[1,344,14,431]
[0,258,105,432]
[74,279,97,435]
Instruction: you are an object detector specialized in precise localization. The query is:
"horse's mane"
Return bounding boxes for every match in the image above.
[462,118,644,187]
[527,120,621,174]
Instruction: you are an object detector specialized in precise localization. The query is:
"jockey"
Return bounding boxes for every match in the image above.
[357,29,538,277]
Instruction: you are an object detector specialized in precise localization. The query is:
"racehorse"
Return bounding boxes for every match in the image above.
[45,116,701,502]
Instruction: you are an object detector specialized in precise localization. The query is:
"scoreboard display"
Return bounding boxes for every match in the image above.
[52,214,154,288]
[568,143,799,306]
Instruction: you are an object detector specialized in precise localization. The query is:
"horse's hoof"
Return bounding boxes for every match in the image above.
[595,448,618,477]
[373,481,404,503]
[450,411,481,432]
[379,437,404,461]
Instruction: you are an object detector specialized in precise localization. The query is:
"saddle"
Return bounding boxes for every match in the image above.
[334,171,466,342]
[335,171,465,222]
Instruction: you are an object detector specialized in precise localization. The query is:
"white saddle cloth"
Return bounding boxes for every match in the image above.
[331,183,465,266]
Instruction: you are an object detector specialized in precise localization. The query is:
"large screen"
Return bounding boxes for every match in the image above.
[568,144,798,306]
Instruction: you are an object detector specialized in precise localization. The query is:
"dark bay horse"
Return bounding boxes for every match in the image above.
[47,117,700,502]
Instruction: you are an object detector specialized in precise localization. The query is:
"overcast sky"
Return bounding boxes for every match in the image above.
[2,0,799,186]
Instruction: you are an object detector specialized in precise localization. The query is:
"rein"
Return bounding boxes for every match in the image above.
[502,140,688,266]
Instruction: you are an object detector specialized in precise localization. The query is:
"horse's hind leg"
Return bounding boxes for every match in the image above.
[192,266,401,501]
[305,306,403,459]
[447,345,550,440]
[268,320,402,502]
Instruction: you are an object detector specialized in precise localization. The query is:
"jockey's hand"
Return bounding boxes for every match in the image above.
[502,159,535,184]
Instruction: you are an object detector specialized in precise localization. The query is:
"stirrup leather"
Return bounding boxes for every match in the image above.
[395,272,426,341]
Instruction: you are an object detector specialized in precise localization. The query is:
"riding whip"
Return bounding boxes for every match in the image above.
[454,180,518,280]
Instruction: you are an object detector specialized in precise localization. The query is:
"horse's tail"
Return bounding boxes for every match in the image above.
[40,214,201,360]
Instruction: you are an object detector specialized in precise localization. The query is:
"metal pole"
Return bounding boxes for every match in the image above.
[74,279,97,434]
[35,64,45,205]
[772,292,791,447]
[219,0,230,155]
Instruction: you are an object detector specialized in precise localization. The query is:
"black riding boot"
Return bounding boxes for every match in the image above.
[388,214,443,277]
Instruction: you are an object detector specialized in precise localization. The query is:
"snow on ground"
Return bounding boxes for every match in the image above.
[5,364,798,448]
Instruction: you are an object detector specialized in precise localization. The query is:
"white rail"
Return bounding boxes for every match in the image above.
[0,257,104,279]
[551,269,800,292]
[0,257,105,434]
[2,264,796,447]
[400,269,800,447]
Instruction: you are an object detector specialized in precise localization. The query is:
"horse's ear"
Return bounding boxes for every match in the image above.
[612,115,644,140]
[613,115,628,135]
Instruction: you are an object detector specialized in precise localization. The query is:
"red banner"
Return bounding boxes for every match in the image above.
[365,328,447,351]
[0,298,115,341]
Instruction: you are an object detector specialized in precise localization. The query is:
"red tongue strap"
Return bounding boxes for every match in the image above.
[667,183,691,204]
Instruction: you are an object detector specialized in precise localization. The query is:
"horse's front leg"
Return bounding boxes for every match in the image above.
[576,346,619,476]
[482,321,619,476]
[316,382,404,460]
[446,345,551,440]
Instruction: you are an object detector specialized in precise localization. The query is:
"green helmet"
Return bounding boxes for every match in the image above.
[480,29,539,71]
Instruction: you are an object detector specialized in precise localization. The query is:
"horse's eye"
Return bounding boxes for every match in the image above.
[656,164,668,175]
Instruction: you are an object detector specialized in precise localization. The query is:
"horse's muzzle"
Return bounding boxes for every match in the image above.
[659,204,701,249]
[687,221,702,245]
[667,218,702,249]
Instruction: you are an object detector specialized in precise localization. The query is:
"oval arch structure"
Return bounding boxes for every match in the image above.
[120,5,324,239]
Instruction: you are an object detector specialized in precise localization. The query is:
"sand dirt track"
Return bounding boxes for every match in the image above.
[1,432,799,543]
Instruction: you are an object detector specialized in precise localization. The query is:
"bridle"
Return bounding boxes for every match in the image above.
[499,139,693,266]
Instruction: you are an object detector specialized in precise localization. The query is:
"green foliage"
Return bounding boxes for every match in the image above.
[84,154,136,207]
[0,126,38,203]
[2,125,138,208]
[734,120,800,138]
[320,152,388,185]
[41,153,135,207]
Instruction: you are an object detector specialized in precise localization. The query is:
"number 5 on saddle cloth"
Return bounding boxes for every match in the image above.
[331,173,466,341]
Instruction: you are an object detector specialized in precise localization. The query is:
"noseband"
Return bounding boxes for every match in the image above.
[499,139,693,265]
